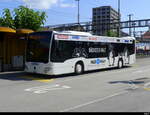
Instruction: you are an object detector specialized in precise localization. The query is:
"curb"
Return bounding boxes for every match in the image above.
[0,71,25,75]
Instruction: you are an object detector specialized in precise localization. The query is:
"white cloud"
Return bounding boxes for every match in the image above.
[22,0,76,9]
[59,3,76,8]
[23,0,58,9]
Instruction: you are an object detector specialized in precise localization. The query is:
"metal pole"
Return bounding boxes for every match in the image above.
[132,22,136,37]
[78,0,80,24]
[118,0,121,37]
[133,25,136,37]
[128,14,133,36]
[75,0,80,30]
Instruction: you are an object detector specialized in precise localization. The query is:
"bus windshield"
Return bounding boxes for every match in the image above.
[26,31,52,63]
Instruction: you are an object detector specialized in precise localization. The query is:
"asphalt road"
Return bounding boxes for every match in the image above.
[0,57,150,112]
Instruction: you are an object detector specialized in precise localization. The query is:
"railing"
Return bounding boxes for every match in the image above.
[136,50,150,58]
[45,19,150,32]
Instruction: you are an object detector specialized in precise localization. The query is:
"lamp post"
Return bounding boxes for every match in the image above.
[132,22,136,37]
[75,0,80,24]
[118,0,121,37]
[128,14,134,36]
[75,0,80,31]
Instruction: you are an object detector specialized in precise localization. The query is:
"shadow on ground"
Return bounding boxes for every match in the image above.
[109,77,150,85]
[0,66,131,82]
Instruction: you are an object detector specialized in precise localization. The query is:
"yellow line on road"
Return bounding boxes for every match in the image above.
[19,76,54,83]
[133,64,139,67]
[144,88,150,91]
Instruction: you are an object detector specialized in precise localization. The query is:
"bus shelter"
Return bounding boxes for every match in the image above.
[0,27,34,72]
[15,29,34,70]
[0,27,16,72]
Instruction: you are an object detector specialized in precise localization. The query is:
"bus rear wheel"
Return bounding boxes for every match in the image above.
[118,59,123,69]
[75,63,84,74]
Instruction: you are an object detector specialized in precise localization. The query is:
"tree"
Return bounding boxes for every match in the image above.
[14,6,47,31]
[106,30,118,37]
[0,6,47,31]
[0,8,15,29]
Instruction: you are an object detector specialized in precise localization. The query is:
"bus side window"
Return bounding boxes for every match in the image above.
[55,40,61,53]
[55,40,64,55]
[51,39,63,62]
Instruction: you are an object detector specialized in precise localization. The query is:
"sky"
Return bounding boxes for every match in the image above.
[0,0,150,28]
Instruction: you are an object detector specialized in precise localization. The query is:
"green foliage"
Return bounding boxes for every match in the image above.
[106,30,118,37]
[0,8,15,29]
[0,6,47,31]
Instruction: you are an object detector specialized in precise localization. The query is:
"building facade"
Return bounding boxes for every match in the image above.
[142,31,150,42]
[92,6,119,36]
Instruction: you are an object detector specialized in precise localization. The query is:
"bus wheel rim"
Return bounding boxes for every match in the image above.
[119,61,122,68]
[76,64,82,73]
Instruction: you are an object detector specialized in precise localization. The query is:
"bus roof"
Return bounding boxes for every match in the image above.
[53,31,135,40]
[29,31,135,43]
[54,31,93,37]
[53,31,135,44]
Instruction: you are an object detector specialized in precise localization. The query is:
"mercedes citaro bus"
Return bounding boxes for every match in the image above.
[25,31,136,75]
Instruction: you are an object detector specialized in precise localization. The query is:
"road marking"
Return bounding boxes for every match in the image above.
[60,90,128,112]
[144,82,150,91]
[132,68,150,74]
[132,70,143,74]
[133,64,139,67]
[144,88,150,91]
[25,84,71,94]
[19,75,54,83]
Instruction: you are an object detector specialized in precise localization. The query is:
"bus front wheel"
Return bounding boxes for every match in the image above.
[75,62,84,74]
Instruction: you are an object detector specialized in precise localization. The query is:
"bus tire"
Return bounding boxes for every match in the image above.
[75,62,84,74]
[118,59,123,69]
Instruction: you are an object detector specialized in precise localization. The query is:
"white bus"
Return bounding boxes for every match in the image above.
[25,31,136,75]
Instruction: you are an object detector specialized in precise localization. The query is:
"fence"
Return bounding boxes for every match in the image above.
[136,42,150,57]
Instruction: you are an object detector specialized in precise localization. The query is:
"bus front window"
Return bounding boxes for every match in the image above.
[26,32,52,63]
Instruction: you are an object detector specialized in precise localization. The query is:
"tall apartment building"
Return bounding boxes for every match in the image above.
[92,6,120,36]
